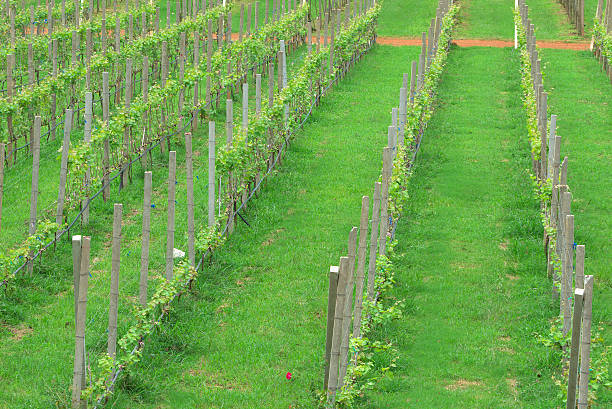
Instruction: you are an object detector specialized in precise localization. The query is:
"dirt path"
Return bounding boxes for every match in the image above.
[377,36,590,50]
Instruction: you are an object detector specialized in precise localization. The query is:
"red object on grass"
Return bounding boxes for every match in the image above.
[286,372,292,380]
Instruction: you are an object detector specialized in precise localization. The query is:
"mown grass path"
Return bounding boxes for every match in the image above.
[366,46,558,408]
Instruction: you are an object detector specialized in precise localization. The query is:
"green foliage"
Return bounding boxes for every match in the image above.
[0,3,228,145]
[592,17,612,60]
[537,319,612,407]
[195,221,226,254]
[83,261,198,402]
[81,4,381,405]
[0,3,156,64]
[0,219,61,287]
[336,244,402,408]
[0,0,79,38]
[517,9,611,407]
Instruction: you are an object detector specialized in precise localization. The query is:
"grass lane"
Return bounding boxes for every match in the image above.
[365,46,559,408]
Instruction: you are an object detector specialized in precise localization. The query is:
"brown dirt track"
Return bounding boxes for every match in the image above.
[377,36,590,50]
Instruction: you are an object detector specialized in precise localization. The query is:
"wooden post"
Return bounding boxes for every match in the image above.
[539,92,547,180]
[327,256,348,403]
[103,72,111,201]
[140,172,152,307]
[83,92,93,225]
[51,40,58,141]
[367,182,381,301]
[418,32,426,89]
[546,115,557,178]
[281,40,287,87]
[208,122,216,228]
[239,3,244,40]
[206,20,212,106]
[9,6,14,45]
[72,236,82,323]
[242,82,249,139]
[186,133,195,266]
[353,196,369,339]
[562,212,574,337]
[56,109,73,226]
[323,13,328,47]
[577,275,594,409]
[226,99,235,234]
[253,1,259,33]
[0,143,4,232]
[193,33,200,133]
[566,287,584,409]
[178,32,186,117]
[398,89,407,146]
[268,61,274,109]
[324,265,339,390]
[217,15,223,48]
[427,19,434,68]
[142,57,150,155]
[27,43,35,86]
[27,116,41,275]
[71,236,90,409]
[108,204,122,377]
[86,28,92,89]
[166,0,171,26]
[409,60,417,104]
[307,21,312,54]
[339,227,358,388]
[166,151,177,281]
[388,122,396,154]
[247,3,252,37]
[255,74,262,117]
[378,148,393,256]
[122,58,133,188]
[575,244,585,289]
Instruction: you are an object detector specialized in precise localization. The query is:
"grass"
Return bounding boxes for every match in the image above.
[365,46,559,408]
[377,0,439,37]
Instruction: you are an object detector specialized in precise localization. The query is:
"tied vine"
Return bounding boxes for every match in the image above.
[331,4,459,407]
[514,9,611,406]
[0,3,232,290]
[79,5,380,405]
[592,17,611,61]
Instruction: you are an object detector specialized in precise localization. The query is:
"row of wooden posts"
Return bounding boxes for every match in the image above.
[0,0,305,268]
[0,0,368,296]
[517,2,594,408]
[324,0,452,403]
[67,7,376,404]
[557,0,585,35]
[1,0,307,167]
[592,0,612,82]
[2,0,202,42]
[69,135,205,407]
